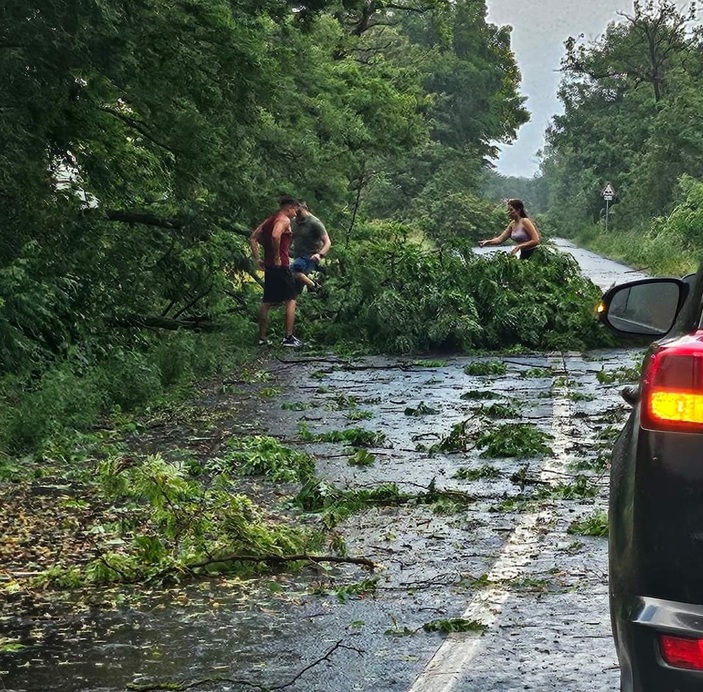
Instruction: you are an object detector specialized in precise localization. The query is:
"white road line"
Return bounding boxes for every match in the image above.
[407,355,573,692]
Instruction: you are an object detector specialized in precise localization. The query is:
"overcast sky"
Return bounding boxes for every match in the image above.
[485,0,672,178]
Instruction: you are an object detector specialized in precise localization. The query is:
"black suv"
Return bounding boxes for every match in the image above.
[599,270,703,691]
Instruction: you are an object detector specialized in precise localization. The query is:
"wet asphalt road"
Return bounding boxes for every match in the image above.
[1,240,647,692]
[266,350,633,692]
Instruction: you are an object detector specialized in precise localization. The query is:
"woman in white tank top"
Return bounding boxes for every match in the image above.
[478,199,541,260]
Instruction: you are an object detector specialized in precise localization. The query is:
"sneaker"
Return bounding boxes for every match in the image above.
[257,339,270,346]
[281,335,303,347]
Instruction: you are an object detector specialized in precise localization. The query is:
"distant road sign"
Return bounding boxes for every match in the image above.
[601,182,617,200]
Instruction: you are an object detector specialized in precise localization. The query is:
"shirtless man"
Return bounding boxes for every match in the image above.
[249,196,302,347]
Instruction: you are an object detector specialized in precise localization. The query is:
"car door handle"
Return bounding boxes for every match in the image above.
[621,385,640,406]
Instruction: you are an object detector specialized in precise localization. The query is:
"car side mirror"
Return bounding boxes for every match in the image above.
[598,278,687,337]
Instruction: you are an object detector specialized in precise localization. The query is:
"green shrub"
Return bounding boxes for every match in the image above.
[299,225,612,354]
[1,365,103,453]
[571,177,703,277]
[0,326,251,456]
[153,334,194,388]
[96,349,163,410]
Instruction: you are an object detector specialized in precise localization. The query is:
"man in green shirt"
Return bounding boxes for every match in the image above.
[290,201,331,294]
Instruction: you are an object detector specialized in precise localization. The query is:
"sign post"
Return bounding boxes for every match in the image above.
[601,182,616,232]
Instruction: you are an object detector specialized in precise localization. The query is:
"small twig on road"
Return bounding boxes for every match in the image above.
[369,544,402,554]
[501,360,567,373]
[276,359,414,372]
[127,678,250,691]
[269,639,364,690]
[126,639,365,692]
[294,384,362,391]
[395,572,467,588]
[275,356,348,365]
[399,480,476,503]
[186,553,377,571]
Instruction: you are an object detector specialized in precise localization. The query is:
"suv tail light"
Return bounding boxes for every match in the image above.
[641,333,703,431]
[659,634,703,670]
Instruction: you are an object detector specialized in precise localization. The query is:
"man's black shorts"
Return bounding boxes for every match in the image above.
[263,266,297,303]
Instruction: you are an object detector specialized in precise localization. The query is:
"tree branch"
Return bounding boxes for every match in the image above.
[100,107,178,154]
[105,210,184,229]
[111,314,218,332]
[187,553,377,570]
[173,285,213,319]
[126,639,364,692]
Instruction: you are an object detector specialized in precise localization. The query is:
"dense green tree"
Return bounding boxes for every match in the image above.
[542,0,703,229]
[479,171,548,214]
[0,0,530,375]
[362,0,528,229]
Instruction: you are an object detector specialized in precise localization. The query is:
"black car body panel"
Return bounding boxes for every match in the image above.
[614,597,703,692]
[600,270,703,691]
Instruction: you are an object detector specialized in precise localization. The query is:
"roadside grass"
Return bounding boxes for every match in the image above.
[573,225,697,277]
[0,321,258,462]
